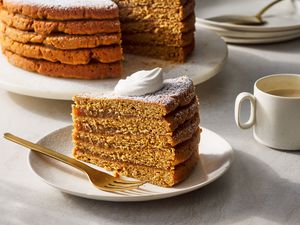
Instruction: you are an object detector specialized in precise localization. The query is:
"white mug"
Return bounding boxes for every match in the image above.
[235,74,300,150]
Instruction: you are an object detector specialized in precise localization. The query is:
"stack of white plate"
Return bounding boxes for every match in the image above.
[196,0,300,44]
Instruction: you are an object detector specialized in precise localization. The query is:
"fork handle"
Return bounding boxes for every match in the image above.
[4,133,91,173]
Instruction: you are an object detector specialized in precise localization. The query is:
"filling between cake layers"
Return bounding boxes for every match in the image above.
[2,49,123,79]
[73,128,200,170]
[0,9,121,35]
[0,21,122,49]
[121,13,195,34]
[74,149,200,188]
[72,97,199,135]
[73,112,200,149]
[1,34,123,64]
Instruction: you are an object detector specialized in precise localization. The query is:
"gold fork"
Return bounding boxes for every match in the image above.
[4,133,145,193]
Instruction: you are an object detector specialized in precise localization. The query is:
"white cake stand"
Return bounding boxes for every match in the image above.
[0,24,228,100]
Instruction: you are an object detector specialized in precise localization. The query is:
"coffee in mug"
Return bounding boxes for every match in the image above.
[267,89,300,97]
[235,74,300,150]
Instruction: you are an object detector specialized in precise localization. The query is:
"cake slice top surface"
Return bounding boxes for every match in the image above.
[3,0,116,9]
[74,76,196,117]
[2,0,118,20]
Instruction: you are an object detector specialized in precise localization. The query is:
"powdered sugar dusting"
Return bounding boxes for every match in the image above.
[4,0,116,9]
[80,76,196,112]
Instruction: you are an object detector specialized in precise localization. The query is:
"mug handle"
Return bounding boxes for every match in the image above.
[235,92,256,129]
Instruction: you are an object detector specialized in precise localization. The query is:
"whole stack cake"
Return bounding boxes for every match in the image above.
[114,0,195,62]
[72,70,201,187]
[0,0,195,79]
[0,0,123,79]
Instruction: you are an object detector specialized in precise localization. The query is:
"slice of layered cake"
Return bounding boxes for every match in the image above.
[72,68,200,187]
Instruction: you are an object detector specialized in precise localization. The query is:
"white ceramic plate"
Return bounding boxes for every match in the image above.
[198,14,300,32]
[198,22,300,39]
[0,25,228,100]
[197,0,300,32]
[222,32,300,44]
[28,126,234,202]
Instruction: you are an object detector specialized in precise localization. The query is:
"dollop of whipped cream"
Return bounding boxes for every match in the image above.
[114,67,164,96]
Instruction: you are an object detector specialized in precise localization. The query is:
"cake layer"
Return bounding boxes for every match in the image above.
[73,97,199,135]
[74,128,200,170]
[73,76,195,118]
[122,31,194,47]
[115,0,188,7]
[118,0,194,22]
[74,148,199,187]
[3,50,122,79]
[0,10,121,35]
[1,35,122,64]
[121,14,195,34]
[123,41,194,62]
[0,23,121,49]
[2,0,119,20]
[73,113,200,149]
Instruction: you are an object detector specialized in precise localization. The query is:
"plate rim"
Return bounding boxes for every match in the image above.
[198,23,300,38]
[222,32,300,44]
[0,26,228,100]
[196,13,300,32]
[27,125,234,202]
